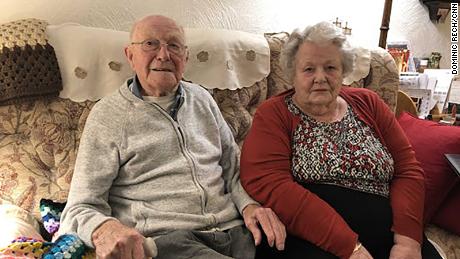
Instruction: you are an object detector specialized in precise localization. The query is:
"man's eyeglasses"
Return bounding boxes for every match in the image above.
[131,39,186,55]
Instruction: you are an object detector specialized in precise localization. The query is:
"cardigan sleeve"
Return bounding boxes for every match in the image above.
[240,96,358,259]
[59,101,122,248]
[367,92,425,244]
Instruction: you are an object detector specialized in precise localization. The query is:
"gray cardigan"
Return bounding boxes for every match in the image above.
[60,80,256,247]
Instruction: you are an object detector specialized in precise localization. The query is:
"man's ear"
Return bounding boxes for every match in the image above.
[124,46,135,70]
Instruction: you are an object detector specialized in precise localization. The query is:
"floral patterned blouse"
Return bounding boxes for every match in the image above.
[286,95,394,197]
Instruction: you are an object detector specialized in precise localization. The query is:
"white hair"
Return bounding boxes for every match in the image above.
[280,21,356,81]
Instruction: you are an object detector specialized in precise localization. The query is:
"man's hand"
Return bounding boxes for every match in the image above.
[92,219,145,259]
[242,204,286,251]
[389,234,421,259]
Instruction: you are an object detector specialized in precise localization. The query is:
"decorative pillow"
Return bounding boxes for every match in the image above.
[431,184,460,236]
[0,18,62,105]
[397,112,460,223]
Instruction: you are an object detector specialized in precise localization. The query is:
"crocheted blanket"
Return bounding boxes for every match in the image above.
[0,235,88,259]
[0,200,93,259]
[0,18,62,105]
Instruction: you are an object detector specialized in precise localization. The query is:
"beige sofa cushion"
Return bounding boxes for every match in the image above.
[0,99,94,219]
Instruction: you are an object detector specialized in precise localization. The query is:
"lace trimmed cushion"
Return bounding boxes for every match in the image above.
[184,28,270,90]
[46,23,133,102]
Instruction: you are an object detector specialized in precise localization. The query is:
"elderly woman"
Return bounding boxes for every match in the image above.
[240,22,441,259]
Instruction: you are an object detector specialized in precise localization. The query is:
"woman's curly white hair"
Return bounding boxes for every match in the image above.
[280,21,356,82]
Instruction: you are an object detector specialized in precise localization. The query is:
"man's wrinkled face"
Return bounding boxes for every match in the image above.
[125,16,188,96]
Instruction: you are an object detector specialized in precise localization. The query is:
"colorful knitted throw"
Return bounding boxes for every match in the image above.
[0,236,51,258]
[0,234,91,259]
[39,199,66,236]
[42,234,87,259]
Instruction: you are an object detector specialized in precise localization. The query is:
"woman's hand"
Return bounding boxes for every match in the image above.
[350,244,373,259]
[349,242,373,259]
[389,234,421,259]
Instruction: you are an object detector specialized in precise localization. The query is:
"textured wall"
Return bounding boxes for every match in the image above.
[389,0,450,69]
[0,0,449,68]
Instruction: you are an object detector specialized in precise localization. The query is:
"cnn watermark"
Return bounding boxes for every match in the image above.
[452,2,458,74]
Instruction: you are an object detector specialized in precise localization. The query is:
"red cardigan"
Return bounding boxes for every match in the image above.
[240,87,424,259]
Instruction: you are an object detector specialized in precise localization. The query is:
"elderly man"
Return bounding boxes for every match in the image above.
[60,15,285,259]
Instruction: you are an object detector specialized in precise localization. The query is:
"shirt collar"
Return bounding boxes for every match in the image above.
[128,75,184,120]
[129,75,144,99]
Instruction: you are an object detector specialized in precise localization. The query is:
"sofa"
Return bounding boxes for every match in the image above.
[0,18,459,258]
